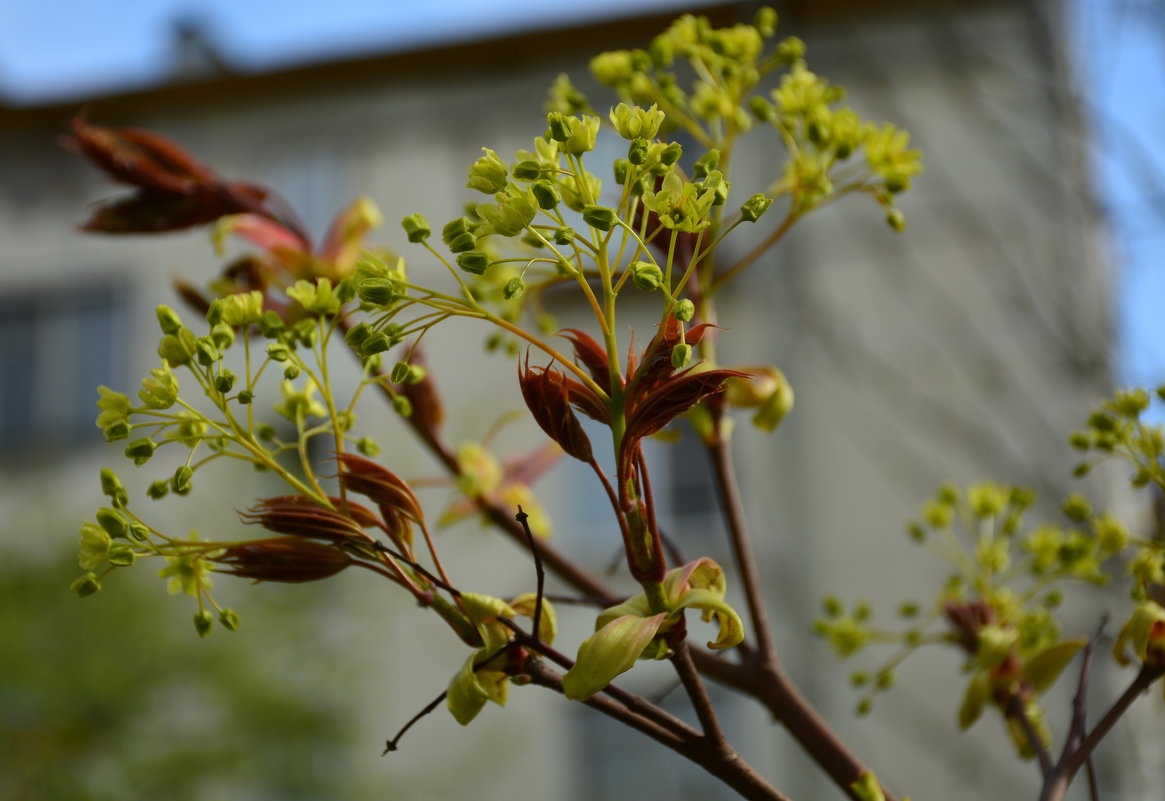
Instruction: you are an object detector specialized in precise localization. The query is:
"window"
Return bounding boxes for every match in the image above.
[0,278,128,456]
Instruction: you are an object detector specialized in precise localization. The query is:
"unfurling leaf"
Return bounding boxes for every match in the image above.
[1021,638,1085,695]
[562,612,668,700]
[518,355,595,462]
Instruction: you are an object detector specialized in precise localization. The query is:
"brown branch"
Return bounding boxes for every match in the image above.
[706,423,778,671]
[672,639,733,759]
[1005,694,1053,776]
[1040,664,1165,801]
[522,658,797,801]
[691,652,897,801]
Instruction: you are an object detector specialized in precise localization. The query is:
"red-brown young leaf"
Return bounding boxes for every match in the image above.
[211,537,353,583]
[172,277,212,317]
[563,374,611,424]
[632,316,717,398]
[80,191,250,234]
[944,599,996,653]
[332,460,417,558]
[65,114,311,244]
[241,495,380,544]
[625,368,742,445]
[518,355,594,463]
[560,329,618,394]
[65,113,215,194]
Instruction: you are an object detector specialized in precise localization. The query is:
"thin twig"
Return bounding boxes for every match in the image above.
[1059,664,1165,782]
[515,506,546,643]
[1005,694,1053,776]
[382,690,447,754]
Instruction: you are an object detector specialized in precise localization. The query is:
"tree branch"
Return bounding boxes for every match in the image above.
[706,423,779,671]
[522,658,797,801]
[672,639,733,759]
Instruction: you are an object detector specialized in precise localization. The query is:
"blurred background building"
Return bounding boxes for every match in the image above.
[2,1,1161,800]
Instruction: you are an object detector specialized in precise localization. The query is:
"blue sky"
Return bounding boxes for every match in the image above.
[2,0,1162,386]
[1074,1,1165,387]
[0,0,710,103]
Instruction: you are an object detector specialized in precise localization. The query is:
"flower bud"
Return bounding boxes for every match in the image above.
[392,395,413,417]
[344,322,372,349]
[531,180,560,210]
[158,329,196,367]
[358,331,390,357]
[401,213,431,243]
[390,361,411,384]
[96,507,128,538]
[355,277,399,308]
[156,305,183,335]
[749,96,776,122]
[442,217,478,253]
[553,226,574,245]
[219,609,241,632]
[108,543,136,567]
[71,572,101,597]
[335,276,357,304]
[612,158,629,185]
[703,170,730,206]
[775,35,805,65]
[99,468,128,507]
[754,6,778,37]
[214,369,236,394]
[195,337,220,366]
[563,115,599,156]
[582,205,618,231]
[283,364,300,380]
[406,365,427,385]
[590,50,635,85]
[172,465,193,496]
[210,322,235,350]
[205,300,223,326]
[466,148,508,194]
[266,342,291,362]
[257,310,286,339]
[456,250,490,275]
[630,260,664,291]
[220,291,265,327]
[660,142,683,166]
[511,161,542,181]
[693,149,720,180]
[102,420,131,442]
[674,299,695,322]
[124,438,157,466]
[357,436,380,457]
[886,209,906,233]
[547,111,576,142]
[194,609,214,637]
[740,193,774,223]
[504,276,526,300]
[671,343,692,369]
[237,390,254,405]
[147,479,170,500]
